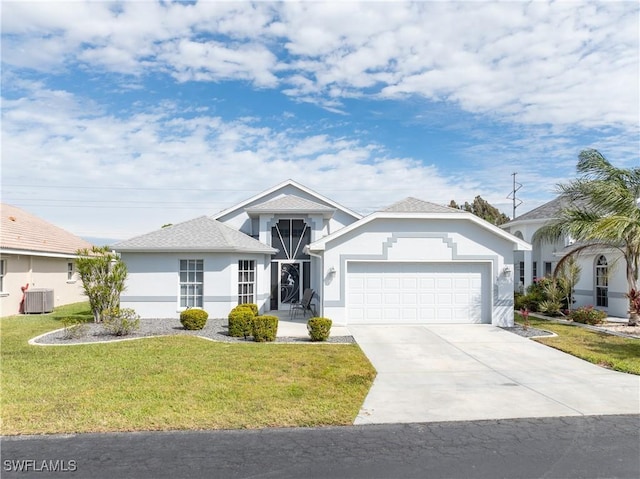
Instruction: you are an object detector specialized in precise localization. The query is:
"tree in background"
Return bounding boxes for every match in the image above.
[534,149,640,325]
[449,196,510,226]
[76,246,128,323]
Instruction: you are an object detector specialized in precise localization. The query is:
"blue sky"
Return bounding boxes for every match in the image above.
[1,1,638,243]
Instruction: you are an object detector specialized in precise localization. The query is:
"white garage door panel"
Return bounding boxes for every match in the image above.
[347,262,489,324]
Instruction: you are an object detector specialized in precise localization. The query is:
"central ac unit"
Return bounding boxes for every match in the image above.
[24,289,55,314]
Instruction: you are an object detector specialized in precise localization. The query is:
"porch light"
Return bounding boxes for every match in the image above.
[327,266,336,276]
[502,266,512,278]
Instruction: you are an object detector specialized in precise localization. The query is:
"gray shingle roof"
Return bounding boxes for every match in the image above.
[381,197,463,214]
[112,216,276,253]
[246,195,336,215]
[504,196,592,225]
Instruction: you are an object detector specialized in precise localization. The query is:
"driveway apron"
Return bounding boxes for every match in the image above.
[350,324,640,425]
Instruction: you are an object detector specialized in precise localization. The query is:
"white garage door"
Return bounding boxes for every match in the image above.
[347,262,489,324]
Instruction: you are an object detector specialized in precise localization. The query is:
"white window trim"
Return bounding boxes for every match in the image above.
[595,255,608,308]
[178,259,204,310]
[238,260,256,304]
[66,261,77,284]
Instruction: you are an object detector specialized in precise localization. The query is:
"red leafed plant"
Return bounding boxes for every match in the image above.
[626,289,640,314]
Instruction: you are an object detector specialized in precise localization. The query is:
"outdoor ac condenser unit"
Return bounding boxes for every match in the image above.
[24,289,55,314]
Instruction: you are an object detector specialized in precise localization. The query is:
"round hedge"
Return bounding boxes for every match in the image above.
[252,315,279,342]
[307,317,332,341]
[228,307,255,338]
[180,309,209,330]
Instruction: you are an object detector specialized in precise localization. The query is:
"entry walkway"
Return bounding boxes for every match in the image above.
[269,310,351,338]
[350,324,640,424]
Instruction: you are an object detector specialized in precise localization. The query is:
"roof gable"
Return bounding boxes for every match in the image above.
[213,179,361,222]
[308,197,530,252]
[246,195,336,217]
[112,216,276,253]
[0,203,94,255]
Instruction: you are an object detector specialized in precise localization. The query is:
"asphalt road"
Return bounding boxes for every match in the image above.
[2,415,639,479]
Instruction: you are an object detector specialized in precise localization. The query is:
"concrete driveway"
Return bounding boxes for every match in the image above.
[350,324,640,425]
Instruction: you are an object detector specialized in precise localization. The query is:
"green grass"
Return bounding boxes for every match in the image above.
[516,313,640,375]
[1,303,376,435]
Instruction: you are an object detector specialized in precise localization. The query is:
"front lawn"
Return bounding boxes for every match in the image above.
[1,303,376,435]
[516,313,640,375]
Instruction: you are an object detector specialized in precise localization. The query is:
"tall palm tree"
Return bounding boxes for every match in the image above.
[535,149,640,325]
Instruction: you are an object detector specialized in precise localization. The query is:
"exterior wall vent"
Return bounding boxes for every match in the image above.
[24,289,55,314]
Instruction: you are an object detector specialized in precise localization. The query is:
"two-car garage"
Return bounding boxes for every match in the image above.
[346,261,491,324]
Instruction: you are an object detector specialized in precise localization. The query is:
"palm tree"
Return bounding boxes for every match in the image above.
[534,149,640,325]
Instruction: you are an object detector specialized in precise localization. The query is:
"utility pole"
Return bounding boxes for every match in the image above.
[507,172,523,219]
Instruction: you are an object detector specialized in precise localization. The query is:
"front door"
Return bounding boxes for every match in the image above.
[279,262,301,309]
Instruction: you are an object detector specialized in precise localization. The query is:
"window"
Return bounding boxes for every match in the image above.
[179,260,203,308]
[67,262,74,281]
[0,259,5,292]
[518,261,525,288]
[595,255,608,308]
[533,262,538,280]
[272,219,310,260]
[544,262,553,277]
[238,260,256,304]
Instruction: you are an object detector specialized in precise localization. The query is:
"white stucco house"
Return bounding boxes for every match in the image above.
[113,180,530,326]
[501,197,629,318]
[0,203,94,316]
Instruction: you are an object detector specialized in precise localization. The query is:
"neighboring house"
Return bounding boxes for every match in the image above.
[114,180,530,326]
[0,203,94,316]
[501,197,628,318]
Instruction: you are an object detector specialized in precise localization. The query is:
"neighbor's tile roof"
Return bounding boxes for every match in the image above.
[0,203,94,255]
[245,195,336,214]
[381,197,463,214]
[112,216,276,253]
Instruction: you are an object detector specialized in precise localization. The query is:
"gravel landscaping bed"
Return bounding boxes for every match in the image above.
[500,324,555,338]
[32,317,355,345]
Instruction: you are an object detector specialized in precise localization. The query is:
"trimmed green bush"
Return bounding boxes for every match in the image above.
[307,317,332,342]
[102,307,141,336]
[569,306,607,325]
[228,307,255,338]
[252,315,278,342]
[237,303,259,316]
[180,308,209,330]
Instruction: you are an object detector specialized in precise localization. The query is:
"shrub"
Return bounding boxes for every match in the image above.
[61,318,89,340]
[237,303,259,316]
[252,315,278,342]
[514,292,527,311]
[228,307,255,338]
[102,307,140,336]
[180,308,209,330]
[569,306,607,325]
[307,317,332,342]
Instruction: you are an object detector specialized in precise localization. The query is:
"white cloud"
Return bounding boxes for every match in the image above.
[1,1,638,240]
[1,82,483,239]
[2,1,637,131]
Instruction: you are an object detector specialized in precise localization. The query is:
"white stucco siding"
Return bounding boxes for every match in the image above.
[570,250,629,318]
[318,218,516,326]
[120,252,271,319]
[215,185,359,236]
